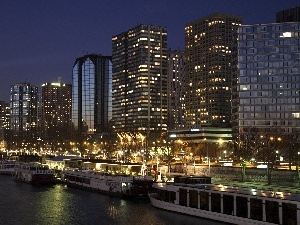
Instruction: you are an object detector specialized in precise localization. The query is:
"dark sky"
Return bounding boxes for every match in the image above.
[0,0,299,102]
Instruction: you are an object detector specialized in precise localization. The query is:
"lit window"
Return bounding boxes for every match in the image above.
[280,32,292,38]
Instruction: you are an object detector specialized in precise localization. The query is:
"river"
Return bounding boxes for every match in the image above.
[0,175,228,225]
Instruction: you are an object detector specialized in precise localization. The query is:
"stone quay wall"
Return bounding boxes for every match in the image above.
[159,164,299,186]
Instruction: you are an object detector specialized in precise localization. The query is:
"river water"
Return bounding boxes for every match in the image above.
[0,175,227,225]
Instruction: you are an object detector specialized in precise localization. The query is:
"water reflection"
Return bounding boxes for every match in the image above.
[107,201,118,219]
[0,176,227,225]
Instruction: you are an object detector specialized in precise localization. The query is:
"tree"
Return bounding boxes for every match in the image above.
[188,142,206,162]
[280,133,299,170]
[231,130,257,182]
[255,132,283,185]
[277,133,300,186]
[160,132,176,177]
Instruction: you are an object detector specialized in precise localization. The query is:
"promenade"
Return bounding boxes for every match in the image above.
[159,163,300,189]
[212,178,300,195]
[163,171,300,195]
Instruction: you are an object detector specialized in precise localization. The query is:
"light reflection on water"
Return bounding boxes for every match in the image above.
[0,176,227,225]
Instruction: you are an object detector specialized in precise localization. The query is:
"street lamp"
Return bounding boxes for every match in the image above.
[204,138,210,176]
[207,144,210,176]
[190,152,195,174]
[140,148,147,176]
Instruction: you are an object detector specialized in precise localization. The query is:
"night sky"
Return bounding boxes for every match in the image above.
[0,0,299,102]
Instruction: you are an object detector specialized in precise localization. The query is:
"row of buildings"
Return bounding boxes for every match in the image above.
[0,6,300,152]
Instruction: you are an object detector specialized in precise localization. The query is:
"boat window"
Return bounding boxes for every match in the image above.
[223,195,234,215]
[179,188,187,206]
[211,193,221,213]
[236,196,248,218]
[265,200,279,224]
[200,191,209,211]
[282,202,297,225]
[189,190,198,208]
[250,198,263,221]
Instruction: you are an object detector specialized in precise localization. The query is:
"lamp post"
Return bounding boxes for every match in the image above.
[207,144,210,176]
[166,139,171,177]
[204,138,210,176]
[190,152,196,174]
[141,148,146,176]
[297,152,300,187]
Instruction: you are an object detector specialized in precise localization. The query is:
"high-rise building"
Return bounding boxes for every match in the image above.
[112,24,168,135]
[72,54,112,137]
[184,13,242,129]
[236,22,300,135]
[10,82,38,144]
[41,78,72,142]
[167,49,185,130]
[0,101,9,150]
[276,6,300,23]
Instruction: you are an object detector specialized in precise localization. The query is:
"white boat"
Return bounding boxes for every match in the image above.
[61,170,154,198]
[150,175,300,225]
[14,162,55,185]
[0,160,19,175]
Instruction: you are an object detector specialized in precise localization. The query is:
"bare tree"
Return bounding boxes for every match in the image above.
[280,133,299,170]
[255,132,283,185]
[231,130,258,182]
[188,142,206,162]
[278,133,300,186]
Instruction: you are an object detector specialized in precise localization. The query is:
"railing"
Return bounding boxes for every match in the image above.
[30,170,55,174]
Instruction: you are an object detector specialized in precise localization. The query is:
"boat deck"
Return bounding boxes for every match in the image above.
[155,181,300,202]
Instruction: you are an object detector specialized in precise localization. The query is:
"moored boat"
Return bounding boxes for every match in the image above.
[0,160,19,175]
[13,162,55,185]
[150,175,300,225]
[61,169,154,198]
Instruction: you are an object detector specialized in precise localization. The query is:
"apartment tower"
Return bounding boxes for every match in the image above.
[41,78,72,143]
[237,22,300,135]
[112,24,168,136]
[185,13,242,129]
[10,82,38,145]
[0,101,9,150]
[167,49,185,130]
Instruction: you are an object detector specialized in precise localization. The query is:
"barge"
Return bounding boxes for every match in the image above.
[150,175,300,225]
[0,160,19,175]
[61,170,154,199]
[13,162,55,185]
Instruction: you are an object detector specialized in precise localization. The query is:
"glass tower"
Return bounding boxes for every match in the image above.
[276,6,300,23]
[237,22,300,134]
[112,24,168,134]
[184,13,242,128]
[72,54,112,137]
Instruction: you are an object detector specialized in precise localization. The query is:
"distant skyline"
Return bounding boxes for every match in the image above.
[0,0,299,101]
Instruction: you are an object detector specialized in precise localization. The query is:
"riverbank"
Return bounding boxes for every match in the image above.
[159,164,300,186]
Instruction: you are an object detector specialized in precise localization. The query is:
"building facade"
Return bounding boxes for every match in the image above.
[276,6,300,23]
[112,24,168,136]
[0,101,9,150]
[184,13,242,128]
[236,22,300,135]
[41,78,72,143]
[167,49,185,130]
[72,54,112,137]
[9,83,38,148]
